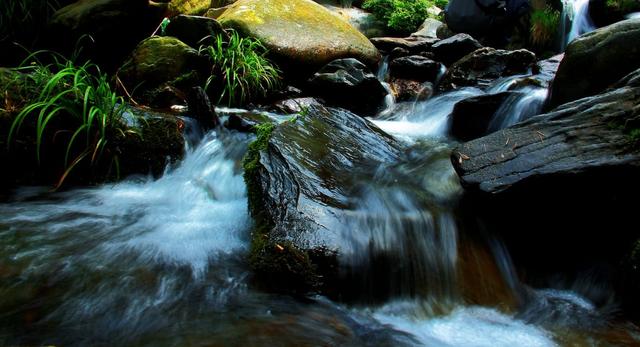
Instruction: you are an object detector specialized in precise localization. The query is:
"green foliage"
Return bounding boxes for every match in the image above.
[530,6,561,48]
[7,52,135,188]
[363,0,444,33]
[200,31,281,107]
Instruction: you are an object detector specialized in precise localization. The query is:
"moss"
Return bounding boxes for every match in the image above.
[168,0,212,16]
[217,0,380,68]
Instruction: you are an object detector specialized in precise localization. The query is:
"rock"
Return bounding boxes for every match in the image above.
[223,111,274,133]
[271,97,324,114]
[370,36,438,55]
[436,23,455,39]
[217,0,380,72]
[549,18,640,108]
[589,0,640,28]
[117,36,205,99]
[390,79,433,102]
[389,55,444,82]
[164,15,227,48]
[244,104,403,293]
[534,53,563,87]
[440,47,536,90]
[431,33,482,66]
[48,0,164,69]
[452,69,640,317]
[452,68,640,195]
[412,18,444,38]
[117,109,185,177]
[450,92,515,141]
[307,58,387,116]
[167,0,212,16]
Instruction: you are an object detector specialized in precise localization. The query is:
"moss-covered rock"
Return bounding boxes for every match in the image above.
[117,36,205,100]
[167,0,212,16]
[217,0,381,73]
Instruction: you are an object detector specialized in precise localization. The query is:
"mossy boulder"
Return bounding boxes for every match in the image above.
[217,0,381,73]
[167,0,212,16]
[549,18,640,108]
[118,36,205,100]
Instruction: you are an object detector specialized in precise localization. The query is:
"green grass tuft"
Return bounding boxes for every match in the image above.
[530,5,561,48]
[6,52,136,188]
[200,31,281,107]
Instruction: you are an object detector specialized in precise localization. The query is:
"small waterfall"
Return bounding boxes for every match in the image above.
[372,88,484,141]
[377,56,396,117]
[560,0,596,50]
[488,87,548,131]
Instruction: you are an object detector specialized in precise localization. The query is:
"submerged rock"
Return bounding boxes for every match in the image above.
[549,18,640,108]
[217,0,380,73]
[244,104,403,293]
[307,58,387,116]
[440,47,536,90]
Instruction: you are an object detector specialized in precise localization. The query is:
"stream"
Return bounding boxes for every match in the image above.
[0,9,637,345]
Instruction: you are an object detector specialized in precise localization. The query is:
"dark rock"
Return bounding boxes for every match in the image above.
[534,53,563,87]
[389,47,411,59]
[549,18,640,108]
[271,97,324,114]
[307,58,387,116]
[164,15,228,48]
[450,92,515,141]
[589,0,640,28]
[452,68,640,194]
[440,47,536,90]
[389,55,444,82]
[369,36,439,55]
[48,0,165,70]
[390,79,433,102]
[452,69,640,318]
[186,86,220,129]
[431,33,483,66]
[244,104,403,293]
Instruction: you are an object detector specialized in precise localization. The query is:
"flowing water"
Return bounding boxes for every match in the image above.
[560,0,596,50]
[1,61,638,345]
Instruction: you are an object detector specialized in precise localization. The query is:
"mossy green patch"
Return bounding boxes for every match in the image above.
[168,0,212,16]
[217,0,380,69]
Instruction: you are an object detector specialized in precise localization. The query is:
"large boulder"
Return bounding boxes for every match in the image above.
[217,0,380,73]
[244,104,403,293]
[452,69,640,317]
[48,0,164,69]
[440,47,536,90]
[307,58,387,116]
[431,33,482,66]
[549,18,640,108]
[369,36,438,55]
